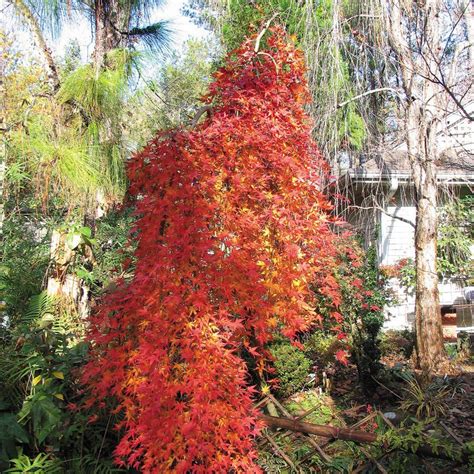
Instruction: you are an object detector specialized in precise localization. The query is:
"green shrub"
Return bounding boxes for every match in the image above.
[269,341,312,398]
[338,244,391,394]
[438,195,473,279]
[0,291,122,473]
[380,329,416,360]
[6,452,62,473]
[398,373,450,419]
[304,332,344,369]
[311,241,391,395]
[86,208,137,296]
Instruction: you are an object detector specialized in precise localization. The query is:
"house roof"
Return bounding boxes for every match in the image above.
[342,97,474,183]
[345,148,474,182]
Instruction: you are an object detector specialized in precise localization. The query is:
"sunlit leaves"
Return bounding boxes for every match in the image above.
[84,27,344,472]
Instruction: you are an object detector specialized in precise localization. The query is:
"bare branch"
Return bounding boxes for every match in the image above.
[337,88,401,109]
[190,105,213,128]
[254,13,279,53]
[348,204,416,229]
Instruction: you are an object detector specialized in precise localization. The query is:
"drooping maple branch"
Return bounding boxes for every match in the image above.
[257,51,279,75]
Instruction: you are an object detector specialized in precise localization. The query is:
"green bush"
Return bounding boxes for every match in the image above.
[0,215,50,326]
[380,329,416,360]
[269,341,312,398]
[438,195,473,279]
[81,208,137,296]
[0,291,122,472]
[338,244,391,394]
[310,241,391,395]
[6,452,62,473]
[304,332,344,369]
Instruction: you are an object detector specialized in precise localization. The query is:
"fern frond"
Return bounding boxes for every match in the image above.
[22,291,56,327]
[72,453,125,473]
[51,309,85,342]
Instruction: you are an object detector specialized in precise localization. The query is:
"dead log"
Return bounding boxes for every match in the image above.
[260,414,377,443]
[259,415,468,463]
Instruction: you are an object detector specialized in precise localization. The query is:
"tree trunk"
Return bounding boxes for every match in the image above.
[93,0,115,70]
[92,0,130,216]
[0,50,6,236]
[405,98,445,371]
[0,147,5,238]
[385,0,446,372]
[93,0,130,70]
[11,0,60,92]
[413,161,444,371]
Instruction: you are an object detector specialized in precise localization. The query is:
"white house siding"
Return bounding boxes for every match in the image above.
[383,278,416,330]
[378,206,467,329]
[379,206,416,266]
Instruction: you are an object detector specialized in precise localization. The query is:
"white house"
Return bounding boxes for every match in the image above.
[338,146,473,332]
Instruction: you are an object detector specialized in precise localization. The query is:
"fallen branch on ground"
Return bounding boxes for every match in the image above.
[259,415,468,463]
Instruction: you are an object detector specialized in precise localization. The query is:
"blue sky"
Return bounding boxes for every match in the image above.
[0,0,208,61]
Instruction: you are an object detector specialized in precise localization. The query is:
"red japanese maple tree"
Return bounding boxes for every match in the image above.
[83,27,344,472]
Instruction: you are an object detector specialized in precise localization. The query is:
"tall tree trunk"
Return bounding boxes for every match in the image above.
[385,0,446,372]
[91,0,130,218]
[411,126,444,370]
[93,0,117,70]
[414,171,443,370]
[93,0,130,70]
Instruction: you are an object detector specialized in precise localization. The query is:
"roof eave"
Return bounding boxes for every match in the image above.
[341,171,474,184]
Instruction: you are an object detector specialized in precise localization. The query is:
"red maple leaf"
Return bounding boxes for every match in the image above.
[335,350,349,366]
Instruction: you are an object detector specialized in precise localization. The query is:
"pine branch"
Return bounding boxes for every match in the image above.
[127,21,172,52]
